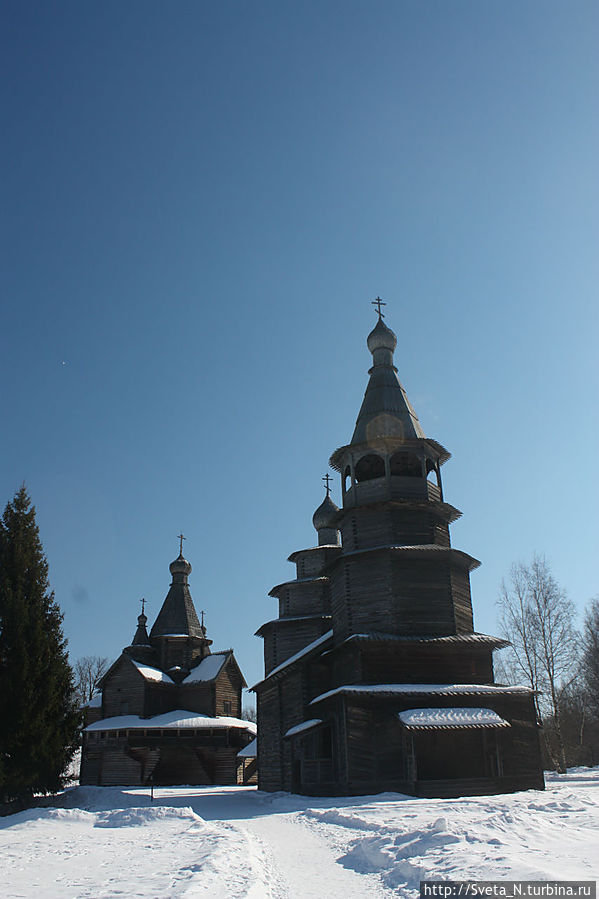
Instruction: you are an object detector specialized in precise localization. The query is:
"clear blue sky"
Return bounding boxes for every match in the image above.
[2,1,597,699]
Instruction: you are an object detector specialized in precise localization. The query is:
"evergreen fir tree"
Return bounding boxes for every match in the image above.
[0,486,81,802]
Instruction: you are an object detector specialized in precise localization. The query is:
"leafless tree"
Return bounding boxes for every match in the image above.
[73,656,110,705]
[498,563,542,715]
[242,707,257,723]
[582,597,599,719]
[497,555,579,773]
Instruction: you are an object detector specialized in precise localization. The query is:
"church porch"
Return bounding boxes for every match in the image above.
[80,711,256,787]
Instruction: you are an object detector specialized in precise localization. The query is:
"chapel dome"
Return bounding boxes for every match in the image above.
[367,317,397,355]
[312,493,340,531]
[169,553,192,576]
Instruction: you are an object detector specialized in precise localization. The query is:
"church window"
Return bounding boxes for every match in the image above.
[223,700,232,715]
[355,454,385,482]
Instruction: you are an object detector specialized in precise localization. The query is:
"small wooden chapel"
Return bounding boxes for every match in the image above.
[80,541,255,786]
[254,303,545,798]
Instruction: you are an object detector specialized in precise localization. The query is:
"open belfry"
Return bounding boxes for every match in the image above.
[80,540,255,786]
[254,302,544,797]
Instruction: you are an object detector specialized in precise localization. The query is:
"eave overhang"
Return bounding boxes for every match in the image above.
[310,683,534,706]
[287,545,342,564]
[330,436,451,472]
[322,632,509,653]
[330,544,481,571]
[255,615,332,637]
[268,576,328,597]
[334,498,462,524]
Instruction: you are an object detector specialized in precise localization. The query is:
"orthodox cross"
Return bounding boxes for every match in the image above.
[322,473,332,496]
[371,296,386,319]
[140,597,147,616]
[201,610,206,628]
[177,533,186,555]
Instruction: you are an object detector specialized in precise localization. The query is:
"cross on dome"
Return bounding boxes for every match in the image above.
[177,533,186,555]
[371,296,386,319]
[322,473,332,496]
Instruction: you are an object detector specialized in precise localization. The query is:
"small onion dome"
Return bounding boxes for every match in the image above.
[169,553,192,576]
[312,493,339,531]
[367,317,397,355]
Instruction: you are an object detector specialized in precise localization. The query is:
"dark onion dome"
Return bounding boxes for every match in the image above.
[312,493,340,531]
[367,317,397,355]
[170,553,192,576]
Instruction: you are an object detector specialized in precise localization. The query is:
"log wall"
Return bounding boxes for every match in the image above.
[214,662,242,717]
[257,685,284,791]
[263,617,331,675]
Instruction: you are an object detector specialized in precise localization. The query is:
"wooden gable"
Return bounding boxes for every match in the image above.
[101,655,148,718]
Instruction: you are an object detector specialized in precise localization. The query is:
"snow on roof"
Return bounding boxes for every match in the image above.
[398,707,510,729]
[181,653,228,683]
[156,634,192,638]
[284,719,323,738]
[252,630,333,688]
[131,659,175,684]
[237,738,257,758]
[310,683,533,704]
[81,694,102,709]
[85,709,257,734]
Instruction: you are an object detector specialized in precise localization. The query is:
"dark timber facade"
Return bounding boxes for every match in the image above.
[80,549,255,786]
[254,311,544,798]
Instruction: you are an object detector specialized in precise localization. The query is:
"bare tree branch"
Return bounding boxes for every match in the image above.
[497,555,579,772]
[73,656,110,705]
[582,597,599,718]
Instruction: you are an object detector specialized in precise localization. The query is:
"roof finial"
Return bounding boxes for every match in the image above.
[371,296,386,319]
[322,473,332,497]
[201,610,205,628]
[140,597,147,616]
[177,533,186,556]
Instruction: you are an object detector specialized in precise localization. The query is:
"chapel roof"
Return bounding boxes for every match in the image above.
[150,551,205,640]
[350,313,425,445]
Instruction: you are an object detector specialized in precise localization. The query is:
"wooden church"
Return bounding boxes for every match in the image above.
[254,304,545,798]
[80,544,255,786]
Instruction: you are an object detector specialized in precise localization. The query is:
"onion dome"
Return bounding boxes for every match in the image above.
[312,483,341,547]
[312,493,340,531]
[170,553,192,577]
[367,317,397,355]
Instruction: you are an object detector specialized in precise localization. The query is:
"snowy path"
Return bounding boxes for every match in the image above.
[0,770,597,898]
[237,805,388,898]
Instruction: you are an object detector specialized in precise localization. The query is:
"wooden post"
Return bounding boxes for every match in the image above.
[436,463,444,501]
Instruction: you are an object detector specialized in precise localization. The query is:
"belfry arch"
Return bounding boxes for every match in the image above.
[354,453,385,483]
[390,451,422,478]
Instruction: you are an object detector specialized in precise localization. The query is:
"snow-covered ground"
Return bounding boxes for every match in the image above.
[1,769,597,898]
